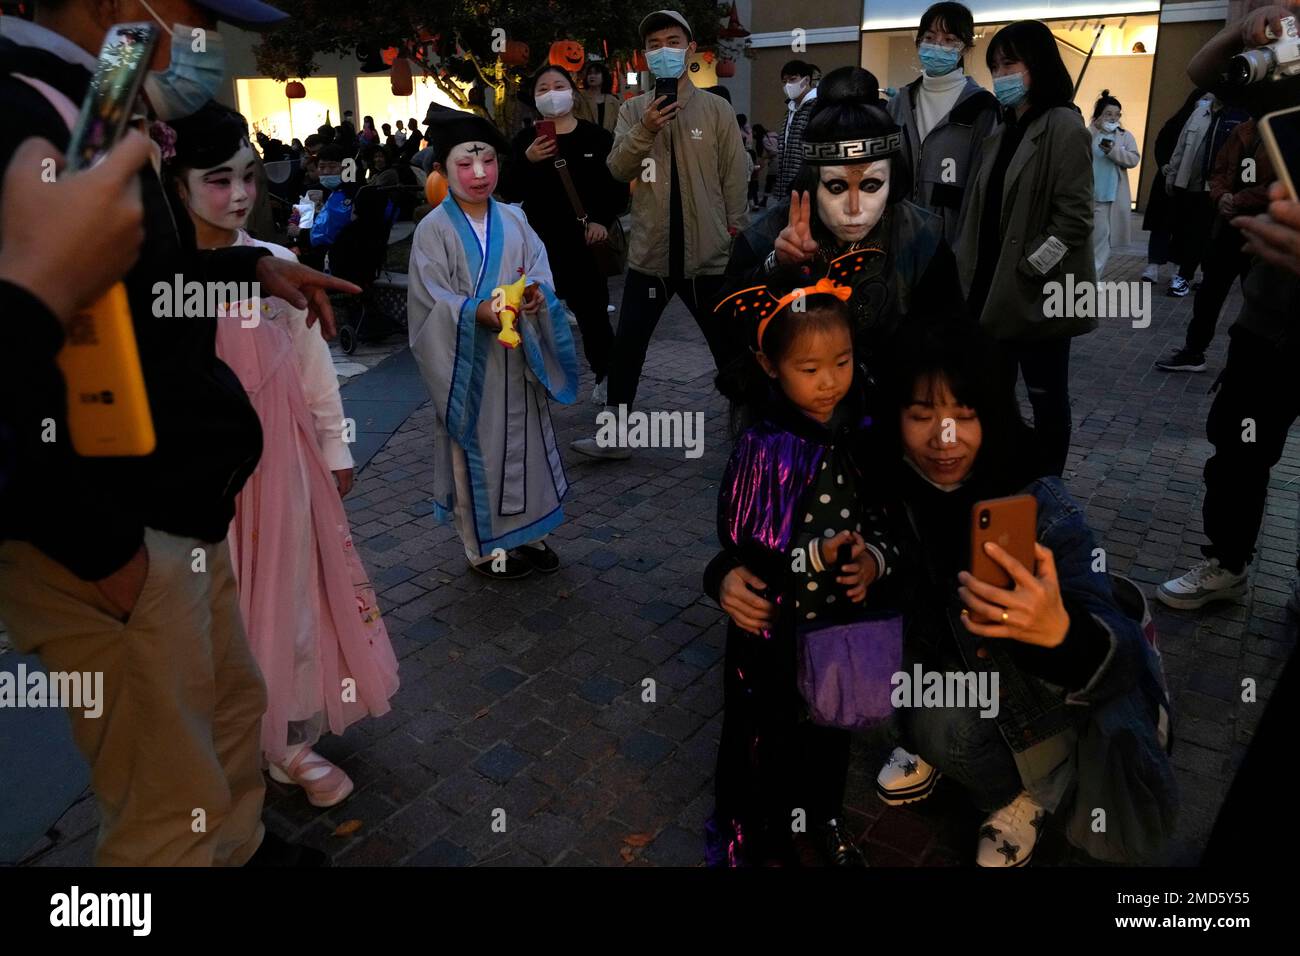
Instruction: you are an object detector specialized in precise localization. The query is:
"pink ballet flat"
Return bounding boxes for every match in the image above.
[268,748,355,808]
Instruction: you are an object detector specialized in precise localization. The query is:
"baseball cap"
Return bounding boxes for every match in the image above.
[638,10,693,42]
[195,0,289,29]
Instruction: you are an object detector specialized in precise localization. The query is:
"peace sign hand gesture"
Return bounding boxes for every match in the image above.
[774,190,818,267]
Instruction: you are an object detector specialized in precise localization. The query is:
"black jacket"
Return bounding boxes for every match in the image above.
[0,34,265,581]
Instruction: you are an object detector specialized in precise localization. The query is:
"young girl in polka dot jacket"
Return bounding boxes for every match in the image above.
[704,283,900,867]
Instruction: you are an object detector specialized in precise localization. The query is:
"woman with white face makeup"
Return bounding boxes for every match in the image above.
[163,104,399,809]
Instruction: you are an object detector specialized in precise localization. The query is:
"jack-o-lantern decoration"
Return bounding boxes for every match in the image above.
[381,46,399,66]
[425,169,449,206]
[285,80,306,99]
[391,57,413,96]
[549,40,585,72]
[501,39,529,66]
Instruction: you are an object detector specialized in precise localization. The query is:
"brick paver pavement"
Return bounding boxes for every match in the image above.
[26,225,1296,866]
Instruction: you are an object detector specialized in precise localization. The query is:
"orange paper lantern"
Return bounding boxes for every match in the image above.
[381,46,399,66]
[717,58,736,78]
[549,40,585,72]
[425,169,449,206]
[502,40,530,66]
[391,58,413,96]
[285,80,306,99]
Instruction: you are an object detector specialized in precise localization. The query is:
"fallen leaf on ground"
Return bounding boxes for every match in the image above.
[333,819,363,837]
[619,846,636,862]
[624,833,654,847]
[473,707,490,720]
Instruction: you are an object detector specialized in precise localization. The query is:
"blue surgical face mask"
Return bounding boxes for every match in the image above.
[918,42,962,77]
[319,174,343,189]
[140,3,227,120]
[646,46,687,80]
[993,71,1028,108]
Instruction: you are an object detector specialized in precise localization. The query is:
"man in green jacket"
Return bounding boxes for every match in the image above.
[572,9,748,460]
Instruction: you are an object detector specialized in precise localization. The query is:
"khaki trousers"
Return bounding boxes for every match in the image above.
[0,528,267,866]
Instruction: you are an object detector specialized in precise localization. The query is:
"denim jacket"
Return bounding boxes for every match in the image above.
[905,477,1176,859]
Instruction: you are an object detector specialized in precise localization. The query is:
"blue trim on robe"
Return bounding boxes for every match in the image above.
[521,282,579,404]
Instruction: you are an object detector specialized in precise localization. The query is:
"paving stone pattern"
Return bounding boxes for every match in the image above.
[26,230,1296,867]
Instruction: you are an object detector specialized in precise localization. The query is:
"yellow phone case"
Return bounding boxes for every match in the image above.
[56,282,156,457]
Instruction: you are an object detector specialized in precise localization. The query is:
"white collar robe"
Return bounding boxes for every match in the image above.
[408,196,579,561]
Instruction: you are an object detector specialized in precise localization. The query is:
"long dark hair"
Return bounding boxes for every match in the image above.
[986,20,1075,112]
[878,320,1037,495]
[584,61,613,94]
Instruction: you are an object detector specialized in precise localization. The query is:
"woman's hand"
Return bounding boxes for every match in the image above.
[719,565,775,633]
[774,190,818,267]
[1099,138,1113,155]
[820,530,878,603]
[525,135,558,163]
[957,542,1071,648]
[333,468,354,497]
[585,221,608,245]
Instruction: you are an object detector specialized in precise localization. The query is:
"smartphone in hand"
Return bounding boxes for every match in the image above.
[1260,104,1300,201]
[534,120,557,143]
[969,495,1037,590]
[654,76,677,110]
[58,22,160,457]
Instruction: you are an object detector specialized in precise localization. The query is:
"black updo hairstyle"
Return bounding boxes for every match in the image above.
[715,291,855,433]
[1092,89,1123,121]
[166,102,252,176]
[788,66,912,244]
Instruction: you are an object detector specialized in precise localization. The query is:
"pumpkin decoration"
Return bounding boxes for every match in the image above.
[391,58,413,96]
[549,40,585,72]
[381,46,399,66]
[425,169,449,206]
[285,80,306,99]
[501,39,529,66]
[717,58,736,78]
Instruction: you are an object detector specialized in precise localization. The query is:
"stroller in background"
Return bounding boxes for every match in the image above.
[325,182,422,355]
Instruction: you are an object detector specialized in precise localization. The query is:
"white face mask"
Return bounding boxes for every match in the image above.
[535,88,574,119]
[816,160,890,244]
[783,78,808,101]
[1101,120,1120,132]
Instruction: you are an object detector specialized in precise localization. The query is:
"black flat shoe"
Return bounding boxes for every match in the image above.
[510,541,560,574]
[469,555,534,579]
[821,819,867,867]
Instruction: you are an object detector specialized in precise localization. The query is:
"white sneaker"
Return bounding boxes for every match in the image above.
[875,747,941,806]
[606,304,616,314]
[1140,263,1160,283]
[976,792,1046,867]
[591,379,608,405]
[1156,559,1248,610]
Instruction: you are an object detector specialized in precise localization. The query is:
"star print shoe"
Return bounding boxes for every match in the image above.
[875,747,941,806]
[976,792,1046,867]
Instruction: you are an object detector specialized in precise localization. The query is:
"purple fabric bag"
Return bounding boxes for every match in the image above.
[796,616,904,730]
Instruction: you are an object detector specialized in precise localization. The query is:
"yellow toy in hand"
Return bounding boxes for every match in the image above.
[496,274,526,349]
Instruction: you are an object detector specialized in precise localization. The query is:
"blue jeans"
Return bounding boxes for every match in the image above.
[900,702,1022,813]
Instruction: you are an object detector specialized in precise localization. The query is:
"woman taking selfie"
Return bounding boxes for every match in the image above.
[955,20,1096,478]
[708,321,1176,866]
[502,65,628,403]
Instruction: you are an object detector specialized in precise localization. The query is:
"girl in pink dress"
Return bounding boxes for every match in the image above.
[162,105,399,807]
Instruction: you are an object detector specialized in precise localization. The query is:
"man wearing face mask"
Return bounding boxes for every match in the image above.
[0,0,357,867]
[774,59,817,197]
[571,9,748,460]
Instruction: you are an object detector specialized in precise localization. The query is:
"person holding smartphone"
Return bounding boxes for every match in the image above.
[571,8,749,460]
[0,0,357,867]
[502,64,628,404]
[1087,90,1141,277]
[1158,2,1300,612]
[706,321,1175,866]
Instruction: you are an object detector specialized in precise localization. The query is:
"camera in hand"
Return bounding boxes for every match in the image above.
[1226,14,1300,85]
